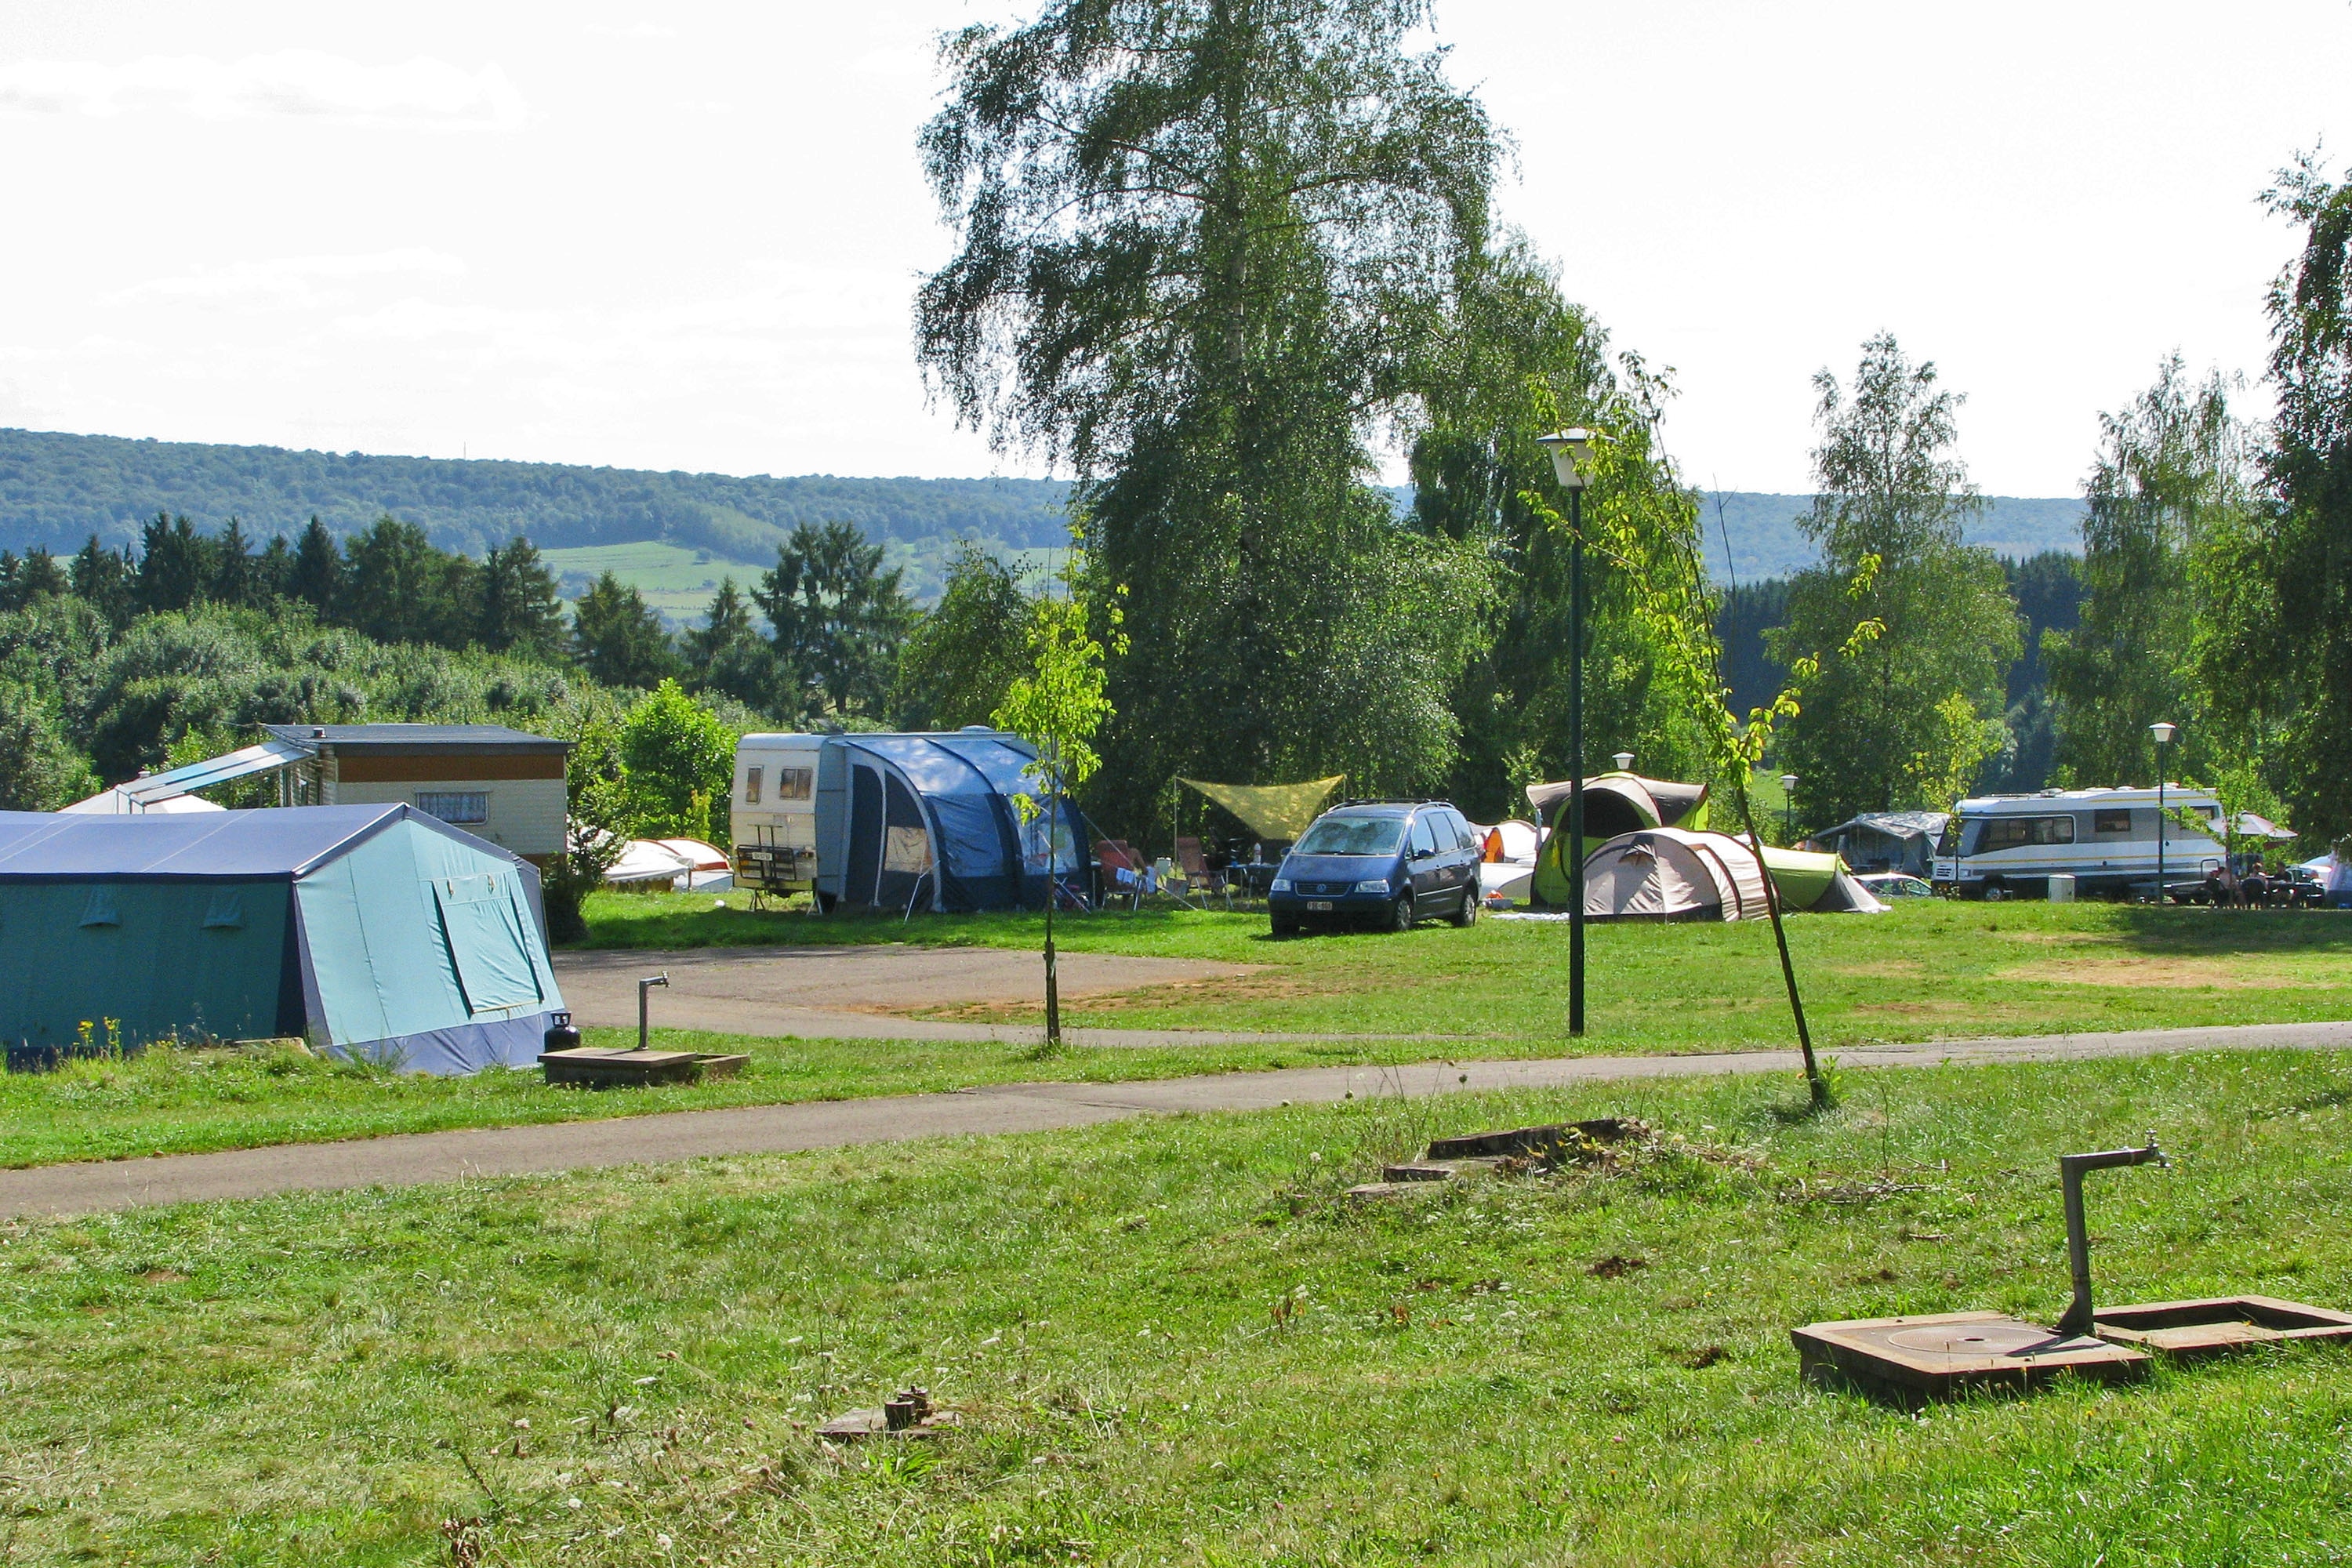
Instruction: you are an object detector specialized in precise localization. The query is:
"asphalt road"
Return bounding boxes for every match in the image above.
[4,1019,2347,1218]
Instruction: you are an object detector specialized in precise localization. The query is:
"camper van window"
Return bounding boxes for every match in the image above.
[779,767,814,801]
[745,768,762,804]
[1969,815,2076,853]
[2094,810,2132,834]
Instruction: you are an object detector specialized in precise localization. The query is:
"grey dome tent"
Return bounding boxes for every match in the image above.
[1580,828,1772,921]
[0,804,562,1075]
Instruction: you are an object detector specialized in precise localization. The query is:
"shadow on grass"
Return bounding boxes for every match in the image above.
[2063,905,2352,957]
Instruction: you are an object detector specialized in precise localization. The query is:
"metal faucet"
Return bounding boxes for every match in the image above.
[637,972,670,1052]
[2053,1133,2168,1336]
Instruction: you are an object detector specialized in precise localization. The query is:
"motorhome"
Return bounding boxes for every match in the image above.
[1931,786,2226,898]
[727,730,1086,913]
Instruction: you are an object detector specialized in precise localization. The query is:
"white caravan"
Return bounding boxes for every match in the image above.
[728,734,828,902]
[1931,785,2226,898]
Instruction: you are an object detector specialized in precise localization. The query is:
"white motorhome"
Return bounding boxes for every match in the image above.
[1931,785,2226,898]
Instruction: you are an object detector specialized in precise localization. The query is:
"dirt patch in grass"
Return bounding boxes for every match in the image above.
[1997,956,2334,989]
[1848,998,1985,1018]
[917,965,1351,1022]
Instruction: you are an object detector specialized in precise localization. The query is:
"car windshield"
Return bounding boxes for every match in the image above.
[1294,815,1406,857]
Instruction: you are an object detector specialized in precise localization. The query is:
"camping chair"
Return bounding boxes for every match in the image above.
[1094,839,1145,913]
[1174,837,1230,910]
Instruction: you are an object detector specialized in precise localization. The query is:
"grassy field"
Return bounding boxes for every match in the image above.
[539,542,767,622]
[586,890,2352,1046]
[8,897,2352,1169]
[2,1049,2348,1563]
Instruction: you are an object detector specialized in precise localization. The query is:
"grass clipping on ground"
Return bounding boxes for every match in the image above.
[3,1047,2350,1564]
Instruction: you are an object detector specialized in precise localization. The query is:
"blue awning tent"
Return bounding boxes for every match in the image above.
[830,732,1086,914]
[0,804,564,1075]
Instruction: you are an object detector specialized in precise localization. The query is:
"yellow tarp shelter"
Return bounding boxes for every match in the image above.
[1176,776,1345,842]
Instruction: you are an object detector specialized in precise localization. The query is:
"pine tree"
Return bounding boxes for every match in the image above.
[682,576,784,714]
[289,517,342,615]
[135,513,212,614]
[752,521,913,719]
[572,571,679,689]
[70,535,136,629]
[477,536,567,655]
[211,517,256,608]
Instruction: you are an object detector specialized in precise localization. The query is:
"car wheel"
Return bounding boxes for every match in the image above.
[1271,912,1298,938]
[1388,891,1415,932]
[1449,882,1477,927]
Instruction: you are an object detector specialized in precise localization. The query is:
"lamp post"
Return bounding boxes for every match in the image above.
[1780,773,1798,844]
[1537,428,1595,1036]
[1612,751,1635,773]
[2151,721,2177,903]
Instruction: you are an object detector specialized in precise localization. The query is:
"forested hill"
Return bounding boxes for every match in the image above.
[1697,492,2085,582]
[0,426,2080,599]
[0,426,1073,563]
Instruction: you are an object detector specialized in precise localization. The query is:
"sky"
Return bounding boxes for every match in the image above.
[2,2,2348,496]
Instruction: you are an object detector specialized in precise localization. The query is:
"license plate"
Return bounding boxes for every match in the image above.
[1306,900,1334,911]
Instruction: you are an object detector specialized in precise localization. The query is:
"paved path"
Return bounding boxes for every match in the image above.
[552,944,1294,1046]
[6,1019,2350,1218]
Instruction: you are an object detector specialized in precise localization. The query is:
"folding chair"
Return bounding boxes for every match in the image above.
[1094,839,1145,913]
[1174,837,1232,910]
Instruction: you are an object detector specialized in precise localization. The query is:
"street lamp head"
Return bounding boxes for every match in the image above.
[1612,750,1635,771]
[1780,773,1798,792]
[1536,428,1595,490]
[2150,721,2178,746]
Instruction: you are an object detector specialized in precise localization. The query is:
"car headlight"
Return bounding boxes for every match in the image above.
[1354,878,1391,895]
[1269,878,1292,893]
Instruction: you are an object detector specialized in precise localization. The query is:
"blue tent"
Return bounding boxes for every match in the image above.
[0,804,564,1075]
[830,732,1087,914]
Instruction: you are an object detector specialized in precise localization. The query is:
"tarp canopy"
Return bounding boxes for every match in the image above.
[1804,811,1948,876]
[0,804,561,1075]
[1581,829,1770,921]
[1177,777,1344,842]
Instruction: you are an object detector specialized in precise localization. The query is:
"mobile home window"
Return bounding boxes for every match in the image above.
[1973,815,2075,852]
[778,766,813,801]
[2094,810,2132,834]
[744,767,762,804]
[416,791,488,825]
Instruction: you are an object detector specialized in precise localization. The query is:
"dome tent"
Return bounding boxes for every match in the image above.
[1580,827,1772,921]
[0,804,562,1075]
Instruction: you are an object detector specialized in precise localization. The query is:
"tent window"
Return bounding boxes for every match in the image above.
[744,767,762,804]
[429,875,543,1014]
[79,887,118,927]
[417,792,488,825]
[201,891,244,930]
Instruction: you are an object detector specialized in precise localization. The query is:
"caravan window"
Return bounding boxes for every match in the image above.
[744,768,762,804]
[1968,815,2076,853]
[778,766,813,801]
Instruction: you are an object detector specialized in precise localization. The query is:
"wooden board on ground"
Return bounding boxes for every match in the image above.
[539,1048,750,1087]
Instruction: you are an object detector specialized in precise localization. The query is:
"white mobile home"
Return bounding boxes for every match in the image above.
[1932,786,2226,898]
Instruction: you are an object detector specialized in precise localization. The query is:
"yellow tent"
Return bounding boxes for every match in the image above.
[1176,776,1344,842]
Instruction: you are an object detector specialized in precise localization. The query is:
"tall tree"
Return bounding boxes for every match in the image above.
[916,0,1497,830]
[289,516,342,615]
[572,571,679,690]
[2045,358,2249,789]
[2213,155,2352,837]
[210,517,257,608]
[752,521,913,720]
[477,536,567,656]
[134,513,211,615]
[70,535,136,630]
[1769,335,2020,826]
[891,543,1033,731]
[339,517,477,647]
[681,577,784,716]
[619,678,737,845]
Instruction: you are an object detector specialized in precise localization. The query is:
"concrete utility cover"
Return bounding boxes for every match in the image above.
[552,945,1254,1040]
[1794,1311,2148,1402]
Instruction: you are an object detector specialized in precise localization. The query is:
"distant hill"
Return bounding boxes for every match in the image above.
[0,428,2083,612]
[1697,492,2085,582]
[0,426,1074,604]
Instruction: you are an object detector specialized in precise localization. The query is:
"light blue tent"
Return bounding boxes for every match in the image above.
[0,804,563,1075]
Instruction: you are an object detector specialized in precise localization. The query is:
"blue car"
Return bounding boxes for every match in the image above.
[1268,800,1485,935]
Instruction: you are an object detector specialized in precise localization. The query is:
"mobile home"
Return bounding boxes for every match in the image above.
[1931,786,2227,898]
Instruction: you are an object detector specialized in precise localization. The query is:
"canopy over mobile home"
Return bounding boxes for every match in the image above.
[0,804,562,1074]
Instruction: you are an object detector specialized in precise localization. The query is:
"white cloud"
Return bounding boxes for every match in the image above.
[109,249,469,310]
[0,52,526,129]
[586,23,677,39]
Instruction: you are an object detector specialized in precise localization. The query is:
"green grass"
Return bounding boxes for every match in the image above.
[4,1049,2350,1563]
[540,541,768,620]
[586,889,2352,1046]
[9,896,2351,1169]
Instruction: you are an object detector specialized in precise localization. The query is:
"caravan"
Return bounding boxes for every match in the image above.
[1932,786,2227,899]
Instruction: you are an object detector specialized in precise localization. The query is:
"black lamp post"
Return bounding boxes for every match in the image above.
[2151,721,2177,903]
[1537,428,1595,1035]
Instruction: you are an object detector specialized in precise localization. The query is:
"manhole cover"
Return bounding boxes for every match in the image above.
[1885,1322,2059,1356]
